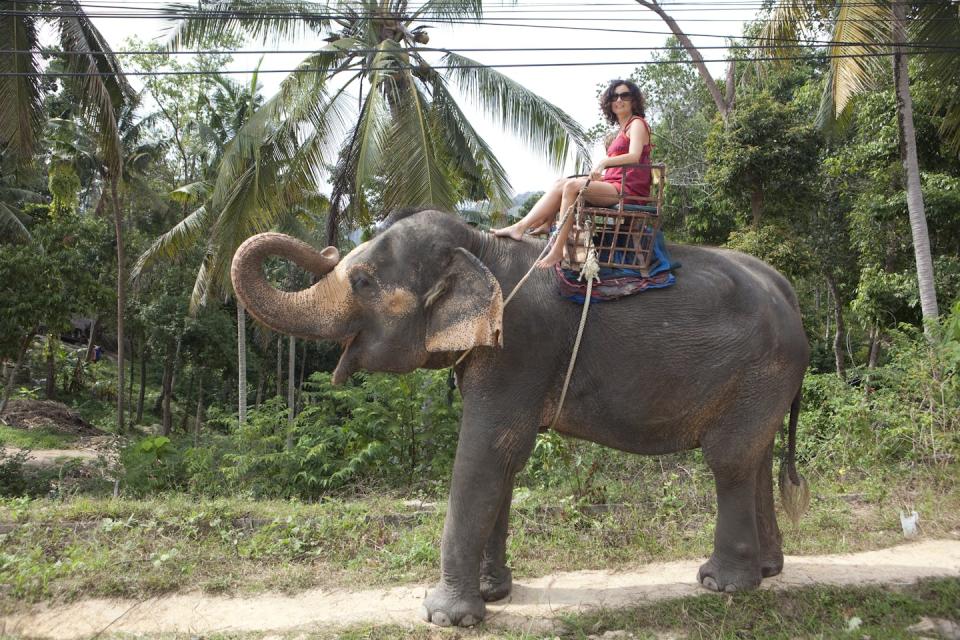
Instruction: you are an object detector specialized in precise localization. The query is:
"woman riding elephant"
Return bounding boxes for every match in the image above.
[492,79,653,268]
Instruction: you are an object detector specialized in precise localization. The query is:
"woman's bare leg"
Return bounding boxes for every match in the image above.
[491,179,564,240]
[535,179,620,269]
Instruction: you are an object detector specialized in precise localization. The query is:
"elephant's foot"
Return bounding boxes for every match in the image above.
[697,554,762,593]
[479,564,512,602]
[760,549,784,578]
[421,582,486,627]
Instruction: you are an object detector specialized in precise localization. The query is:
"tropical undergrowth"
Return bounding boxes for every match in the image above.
[0,310,957,608]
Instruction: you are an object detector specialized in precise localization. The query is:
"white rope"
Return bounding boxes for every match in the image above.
[550,250,598,430]
[453,199,578,368]
[456,180,601,428]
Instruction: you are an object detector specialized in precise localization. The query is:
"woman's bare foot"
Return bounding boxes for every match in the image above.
[529,223,552,236]
[534,248,565,269]
[490,223,526,241]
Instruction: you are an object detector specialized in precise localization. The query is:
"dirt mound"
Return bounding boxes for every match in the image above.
[1,399,103,436]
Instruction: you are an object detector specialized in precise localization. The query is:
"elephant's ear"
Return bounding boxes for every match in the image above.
[424,248,504,353]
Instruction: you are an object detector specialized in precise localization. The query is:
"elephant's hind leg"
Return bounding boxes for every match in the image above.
[755,442,784,578]
[480,483,514,602]
[698,429,765,593]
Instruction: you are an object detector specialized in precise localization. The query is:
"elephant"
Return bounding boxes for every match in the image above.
[231,208,810,627]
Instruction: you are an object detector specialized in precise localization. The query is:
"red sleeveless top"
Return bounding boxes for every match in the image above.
[602,116,652,197]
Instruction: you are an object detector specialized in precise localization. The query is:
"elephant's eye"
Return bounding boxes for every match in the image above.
[350,272,373,293]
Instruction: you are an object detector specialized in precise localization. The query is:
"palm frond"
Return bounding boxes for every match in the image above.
[422,67,512,209]
[827,1,888,117]
[758,0,835,58]
[0,200,32,243]
[380,71,458,211]
[170,180,213,204]
[352,44,399,191]
[0,8,43,163]
[442,52,590,171]
[189,252,213,312]
[55,0,134,175]
[132,204,210,279]
[412,0,483,21]
[162,0,333,49]
[814,63,857,135]
[912,1,960,153]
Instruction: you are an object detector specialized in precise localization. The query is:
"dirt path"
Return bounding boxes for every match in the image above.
[5,447,99,467]
[4,539,959,639]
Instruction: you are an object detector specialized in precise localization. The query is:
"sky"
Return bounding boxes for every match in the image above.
[76,0,757,195]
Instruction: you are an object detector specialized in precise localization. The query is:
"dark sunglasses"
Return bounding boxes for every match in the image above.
[612,91,633,101]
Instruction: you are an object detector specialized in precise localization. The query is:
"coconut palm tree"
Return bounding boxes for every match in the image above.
[161,0,590,245]
[760,0,946,327]
[1,0,135,427]
[147,0,588,423]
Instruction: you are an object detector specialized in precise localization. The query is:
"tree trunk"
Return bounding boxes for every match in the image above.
[751,181,764,228]
[128,335,136,421]
[825,274,846,379]
[867,325,881,369]
[179,370,193,434]
[636,0,731,120]
[892,1,939,329]
[112,179,126,432]
[160,343,174,436]
[297,339,307,411]
[276,336,283,399]
[84,316,98,362]
[255,360,266,408]
[45,335,56,400]
[237,303,247,426]
[0,328,37,415]
[136,345,147,424]
[194,375,204,447]
[286,335,296,450]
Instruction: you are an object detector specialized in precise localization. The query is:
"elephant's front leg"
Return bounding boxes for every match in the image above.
[480,483,514,602]
[421,413,536,627]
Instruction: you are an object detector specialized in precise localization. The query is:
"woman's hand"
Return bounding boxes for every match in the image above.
[589,161,606,180]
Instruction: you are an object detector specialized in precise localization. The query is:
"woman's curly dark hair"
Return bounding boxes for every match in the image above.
[600,79,645,125]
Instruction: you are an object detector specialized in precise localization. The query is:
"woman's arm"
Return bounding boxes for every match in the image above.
[594,119,648,174]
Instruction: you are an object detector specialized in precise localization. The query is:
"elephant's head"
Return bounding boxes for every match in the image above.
[231,211,503,384]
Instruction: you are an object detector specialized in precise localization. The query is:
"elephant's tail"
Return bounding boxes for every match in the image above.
[779,385,810,524]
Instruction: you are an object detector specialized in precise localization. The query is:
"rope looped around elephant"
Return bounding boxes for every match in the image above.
[455,181,598,430]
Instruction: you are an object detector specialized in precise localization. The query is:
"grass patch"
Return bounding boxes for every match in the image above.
[1,459,958,614]
[560,577,960,639]
[0,425,77,450]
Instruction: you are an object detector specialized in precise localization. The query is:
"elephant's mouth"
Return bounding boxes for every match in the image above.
[332,334,359,385]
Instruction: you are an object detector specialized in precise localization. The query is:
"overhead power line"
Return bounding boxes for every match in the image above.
[8,38,960,57]
[8,7,957,49]
[6,47,959,78]
[21,0,960,20]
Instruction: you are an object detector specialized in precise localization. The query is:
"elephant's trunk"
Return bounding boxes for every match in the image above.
[231,232,352,340]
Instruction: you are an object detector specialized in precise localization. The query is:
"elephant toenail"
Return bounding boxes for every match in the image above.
[461,614,479,626]
[432,612,452,627]
[724,584,737,593]
[702,576,718,591]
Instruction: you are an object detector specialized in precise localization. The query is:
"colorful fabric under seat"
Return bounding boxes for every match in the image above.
[556,229,678,304]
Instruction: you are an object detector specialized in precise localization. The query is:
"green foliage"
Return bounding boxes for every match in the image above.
[120,435,185,494]
[220,371,460,498]
[798,319,960,471]
[0,446,31,496]
[115,370,460,499]
[705,91,820,226]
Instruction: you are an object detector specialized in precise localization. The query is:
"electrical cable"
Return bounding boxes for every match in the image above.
[6,47,958,77]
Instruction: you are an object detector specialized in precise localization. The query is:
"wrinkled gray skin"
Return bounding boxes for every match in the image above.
[231,210,809,627]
